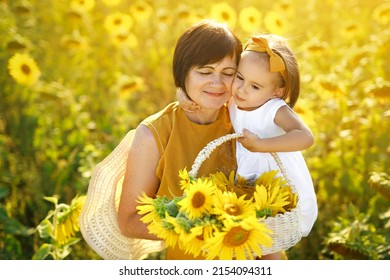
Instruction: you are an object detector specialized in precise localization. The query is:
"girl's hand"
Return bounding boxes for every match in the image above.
[237,129,262,152]
[238,105,315,153]
[177,88,201,113]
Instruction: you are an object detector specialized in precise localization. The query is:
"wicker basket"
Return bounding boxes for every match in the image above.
[188,133,302,255]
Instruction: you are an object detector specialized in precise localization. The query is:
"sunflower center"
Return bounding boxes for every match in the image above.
[195,227,209,241]
[223,226,250,246]
[221,12,230,21]
[21,64,31,75]
[191,191,206,208]
[114,19,122,26]
[224,203,240,215]
[196,233,204,241]
[122,82,137,91]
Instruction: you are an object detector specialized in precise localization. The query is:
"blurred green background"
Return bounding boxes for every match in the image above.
[0,0,389,259]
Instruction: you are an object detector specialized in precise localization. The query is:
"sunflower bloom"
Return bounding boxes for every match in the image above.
[280,185,298,211]
[213,189,256,221]
[254,170,285,189]
[264,11,287,34]
[104,12,133,35]
[369,172,390,200]
[253,185,272,217]
[6,36,28,52]
[54,197,85,245]
[341,22,361,38]
[55,222,70,245]
[274,1,293,14]
[373,2,390,25]
[302,38,328,55]
[178,178,215,219]
[110,32,138,49]
[239,7,262,33]
[156,8,171,26]
[130,0,153,22]
[54,210,76,245]
[209,3,237,29]
[115,75,145,99]
[267,184,291,216]
[176,5,194,22]
[139,166,299,259]
[182,217,221,258]
[317,74,343,96]
[7,53,41,86]
[69,195,86,232]
[61,33,89,51]
[205,216,273,260]
[136,192,162,223]
[147,215,179,248]
[70,0,95,13]
[253,182,292,217]
[235,174,251,189]
[183,226,207,257]
[179,168,192,190]
[210,170,236,191]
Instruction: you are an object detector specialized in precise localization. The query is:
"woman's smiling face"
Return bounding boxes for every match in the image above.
[185,55,237,111]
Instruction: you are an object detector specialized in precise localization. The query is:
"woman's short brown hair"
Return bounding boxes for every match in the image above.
[173,20,242,92]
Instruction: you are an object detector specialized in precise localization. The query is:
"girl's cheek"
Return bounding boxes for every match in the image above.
[232,79,241,93]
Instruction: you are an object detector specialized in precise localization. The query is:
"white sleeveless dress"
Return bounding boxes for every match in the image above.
[229,98,318,236]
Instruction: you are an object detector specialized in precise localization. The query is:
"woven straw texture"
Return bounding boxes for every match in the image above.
[79,130,165,260]
[261,151,302,255]
[260,204,302,255]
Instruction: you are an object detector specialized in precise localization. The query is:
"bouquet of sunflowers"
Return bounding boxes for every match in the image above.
[137,134,302,260]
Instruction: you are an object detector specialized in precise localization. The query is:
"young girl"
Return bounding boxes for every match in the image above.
[179,34,318,258]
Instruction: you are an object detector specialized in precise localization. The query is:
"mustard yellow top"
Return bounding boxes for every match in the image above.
[141,101,237,259]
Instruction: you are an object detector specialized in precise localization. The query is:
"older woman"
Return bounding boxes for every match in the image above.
[117,20,242,260]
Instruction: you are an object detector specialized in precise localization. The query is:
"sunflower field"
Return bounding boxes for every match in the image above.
[0,0,389,260]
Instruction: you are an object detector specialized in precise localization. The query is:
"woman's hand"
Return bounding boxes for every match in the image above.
[177,88,201,113]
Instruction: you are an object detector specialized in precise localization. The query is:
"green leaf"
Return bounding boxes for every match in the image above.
[36,219,53,239]
[57,240,81,260]
[0,186,10,199]
[32,244,53,260]
[44,196,58,205]
[0,207,8,222]
[3,216,34,236]
[2,235,23,259]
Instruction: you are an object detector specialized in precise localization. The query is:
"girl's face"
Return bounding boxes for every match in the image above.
[185,55,237,111]
[232,51,283,111]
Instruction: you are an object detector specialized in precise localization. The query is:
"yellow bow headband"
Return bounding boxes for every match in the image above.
[244,36,286,82]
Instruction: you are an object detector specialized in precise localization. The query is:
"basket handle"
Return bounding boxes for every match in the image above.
[189,133,295,191]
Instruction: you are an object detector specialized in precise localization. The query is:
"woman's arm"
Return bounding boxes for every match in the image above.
[238,105,314,153]
[117,124,162,240]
